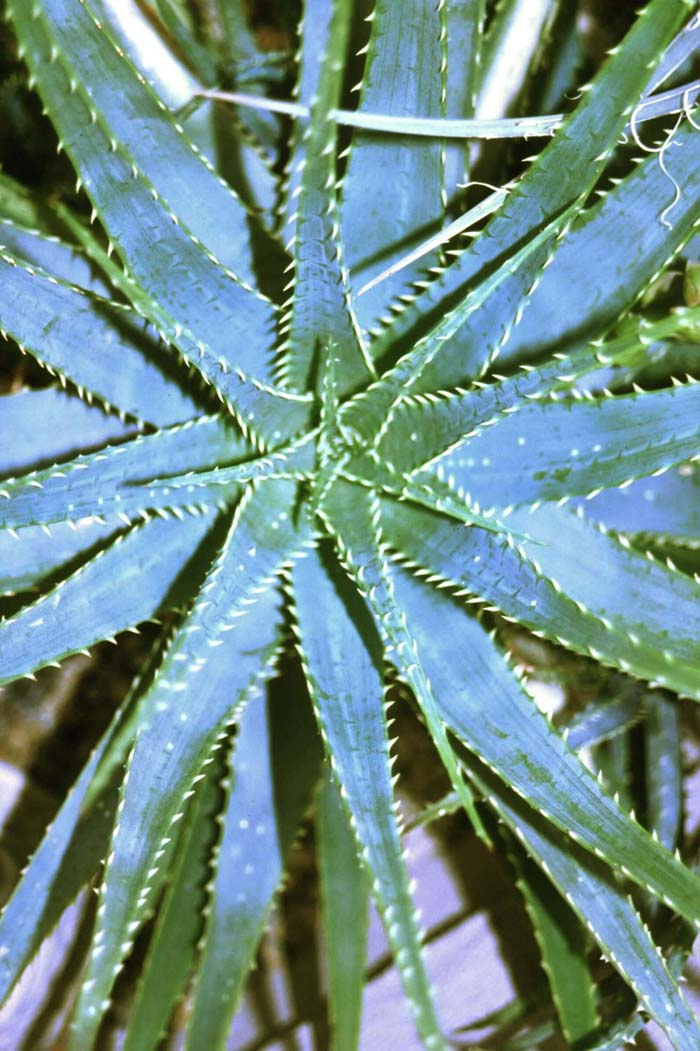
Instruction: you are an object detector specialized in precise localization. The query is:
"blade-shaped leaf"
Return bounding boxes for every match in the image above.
[578,461,700,542]
[468,757,700,1051]
[316,769,370,1051]
[340,200,579,447]
[645,694,683,851]
[0,248,208,428]
[365,0,692,389]
[184,668,323,1050]
[121,751,224,1051]
[497,120,700,370]
[8,1,309,444]
[387,565,700,926]
[506,837,598,1047]
[383,499,700,699]
[0,387,134,477]
[0,415,251,531]
[68,479,306,1048]
[0,510,217,685]
[0,519,119,597]
[341,0,444,332]
[432,382,700,509]
[292,544,447,1049]
[278,0,371,394]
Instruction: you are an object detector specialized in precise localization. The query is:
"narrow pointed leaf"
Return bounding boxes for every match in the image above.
[292,544,446,1049]
[316,770,370,1051]
[579,461,700,541]
[388,565,700,926]
[0,510,217,685]
[434,382,700,509]
[121,746,226,1051]
[471,760,700,1051]
[279,0,370,394]
[645,695,683,851]
[68,480,305,1048]
[383,499,700,699]
[367,0,692,389]
[0,388,134,477]
[0,248,208,428]
[0,416,252,531]
[341,0,444,332]
[184,673,323,1051]
[506,840,598,1047]
[0,519,119,597]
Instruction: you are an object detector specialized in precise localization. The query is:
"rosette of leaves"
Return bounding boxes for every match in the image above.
[1,1,700,1048]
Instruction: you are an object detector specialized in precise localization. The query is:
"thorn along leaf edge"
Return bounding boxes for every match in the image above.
[1,1,700,1049]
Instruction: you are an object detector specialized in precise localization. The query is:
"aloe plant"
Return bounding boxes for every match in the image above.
[1,1,700,1048]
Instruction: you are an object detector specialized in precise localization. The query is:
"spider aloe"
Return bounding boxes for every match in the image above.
[1,0,700,1048]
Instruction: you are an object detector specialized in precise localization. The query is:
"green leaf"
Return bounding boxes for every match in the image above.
[387,564,700,926]
[184,669,323,1050]
[121,746,225,1051]
[316,770,370,1051]
[68,479,304,1048]
[0,519,119,597]
[502,505,700,690]
[340,199,579,447]
[14,0,265,288]
[0,248,207,428]
[278,0,371,394]
[361,309,697,478]
[0,217,113,295]
[9,0,307,442]
[0,632,176,1007]
[506,838,598,1047]
[432,382,700,509]
[367,0,692,390]
[579,461,700,542]
[0,387,134,477]
[292,543,446,1050]
[341,0,445,332]
[383,499,700,699]
[443,0,486,200]
[0,416,251,530]
[0,510,217,685]
[468,757,700,1051]
[645,694,683,851]
[564,690,644,751]
[324,482,489,841]
[498,119,700,369]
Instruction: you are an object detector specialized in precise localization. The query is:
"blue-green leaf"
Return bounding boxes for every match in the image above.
[645,694,683,852]
[292,544,446,1049]
[498,120,700,369]
[433,382,700,509]
[341,0,444,332]
[0,510,217,685]
[0,416,250,530]
[121,746,225,1051]
[387,565,700,926]
[367,0,692,390]
[0,519,118,597]
[316,769,370,1051]
[383,499,700,699]
[0,249,209,428]
[469,758,700,1050]
[184,670,323,1050]
[579,461,700,542]
[278,0,371,394]
[0,387,134,477]
[505,839,598,1047]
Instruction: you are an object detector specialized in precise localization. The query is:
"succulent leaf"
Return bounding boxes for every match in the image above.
[2,1,700,1047]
